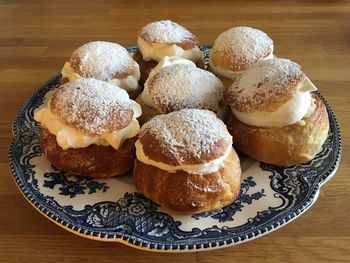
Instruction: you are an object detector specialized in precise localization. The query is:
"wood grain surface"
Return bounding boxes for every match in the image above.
[1,0,349,262]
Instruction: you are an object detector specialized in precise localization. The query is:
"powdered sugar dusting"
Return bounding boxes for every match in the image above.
[140,109,232,164]
[228,58,304,112]
[50,78,133,135]
[70,41,136,80]
[213,26,273,66]
[139,20,196,43]
[150,64,223,113]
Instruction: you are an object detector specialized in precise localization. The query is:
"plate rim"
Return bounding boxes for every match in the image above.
[8,47,342,252]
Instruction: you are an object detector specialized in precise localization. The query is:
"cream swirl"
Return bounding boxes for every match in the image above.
[34,100,141,150]
[135,140,232,175]
[209,50,274,80]
[137,36,203,63]
[232,77,317,128]
[61,61,140,92]
[141,56,196,110]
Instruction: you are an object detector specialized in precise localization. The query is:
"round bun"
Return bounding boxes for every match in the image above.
[69,41,139,80]
[138,20,199,48]
[50,78,134,135]
[139,109,232,166]
[64,41,141,99]
[134,109,241,213]
[210,26,273,73]
[133,149,241,213]
[135,20,204,82]
[40,129,136,178]
[225,95,329,166]
[139,64,224,123]
[226,58,304,112]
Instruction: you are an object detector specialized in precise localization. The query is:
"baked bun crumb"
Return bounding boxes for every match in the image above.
[134,149,241,213]
[40,129,136,178]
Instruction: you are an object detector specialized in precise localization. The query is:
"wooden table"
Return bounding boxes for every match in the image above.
[1,1,349,262]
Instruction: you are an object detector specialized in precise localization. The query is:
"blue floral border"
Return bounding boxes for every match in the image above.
[8,46,342,251]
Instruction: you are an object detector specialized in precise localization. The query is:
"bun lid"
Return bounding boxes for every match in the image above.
[50,78,134,135]
[210,26,273,72]
[138,109,232,166]
[69,41,139,80]
[147,63,224,113]
[138,20,199,48]
[226,58,305,112]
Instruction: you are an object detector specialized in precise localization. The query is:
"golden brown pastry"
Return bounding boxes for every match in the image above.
[209,26,274,89]
[34,78,142,178]
[136,56,224,124]
[133,20,204,84]
[225,58,329,166]
[61,41,141,99]
[133,109,242,213]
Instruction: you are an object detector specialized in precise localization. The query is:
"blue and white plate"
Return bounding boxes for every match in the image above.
[8,46,342,252]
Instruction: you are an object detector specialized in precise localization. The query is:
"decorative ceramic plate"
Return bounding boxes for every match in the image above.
[8,46,342,252]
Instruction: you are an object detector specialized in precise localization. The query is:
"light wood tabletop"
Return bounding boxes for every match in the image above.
[1,0,349,262]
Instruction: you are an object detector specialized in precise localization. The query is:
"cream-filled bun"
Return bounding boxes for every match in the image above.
[61,41,141,99]
[225,58,329,166]
[136,56,224,124]
[133,20,204,84]
[133,109,241,213]
[34,78,142,178]
[210,26,274,88]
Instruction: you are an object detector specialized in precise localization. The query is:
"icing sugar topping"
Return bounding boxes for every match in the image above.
[211,26,273,69]
[50,78,133,135]
[70,41,137,80]
[148,63,224,113]
[228,58,304,112]
[140,109,232,165]
[139,20,197,44]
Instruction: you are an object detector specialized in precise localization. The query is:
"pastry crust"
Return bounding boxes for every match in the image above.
[60,77,69,85]
[133,149,241,213]
[40,128,136,178]
[225,95,329,166]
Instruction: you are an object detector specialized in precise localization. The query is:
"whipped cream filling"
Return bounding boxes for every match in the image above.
[232,77,318,128]
[209,49,274,80]
[141,56,197,110]
[135,140,232,175]
[34,100,142,150]
[137,36,203,63]
[61,61,140,92]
